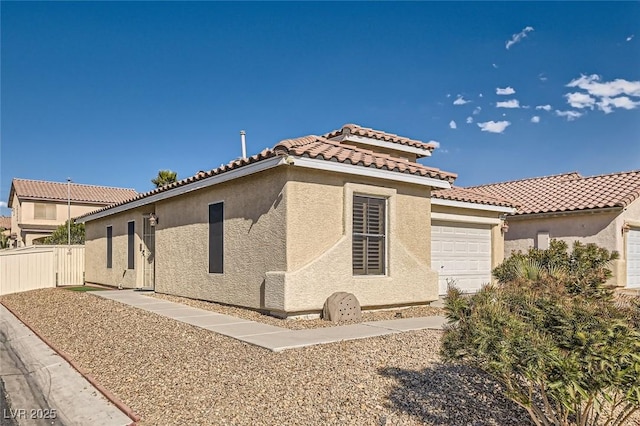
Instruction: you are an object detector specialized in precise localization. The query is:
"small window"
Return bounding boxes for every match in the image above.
[353,195,386,275]
[536,231,550,250]
[209,202,224,273]
[127,221,135,269]
[106,226,113,269]
[34,203,56,220]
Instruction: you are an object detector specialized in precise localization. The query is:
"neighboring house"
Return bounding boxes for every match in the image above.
[7,179,137,247]
[77,124,514,317]
[469,170,640,289]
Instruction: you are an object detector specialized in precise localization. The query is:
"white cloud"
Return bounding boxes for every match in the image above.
[427,140,441,148]
[0,201,7,209]
[567,74,640,98]
[565,74,640,114]
[446,93,451,98]
[466,116,474,124]
[473,106,482,115]
[477,120,511,133]
[453,95,471,105]
[538,73,547,81]
[536,104,552,111]
[531,116,540,123]
[596,96,640,114]
[627,35,634,42]
[492,63,498,69]
[449,120,457,129]
[496,99,521,108]
[496,86,516,95]
[565,92,596,109]
[505,26,534,49]
[555,110,583,121]
[479,93,483,98]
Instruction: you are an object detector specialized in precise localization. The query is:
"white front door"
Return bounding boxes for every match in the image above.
[627,228,640,288]
[431,221,492,295]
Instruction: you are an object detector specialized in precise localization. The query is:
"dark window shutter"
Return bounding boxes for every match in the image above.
[106,226,113,269]
[209,203,224,273]
[352,196,386,275]
[127,221,135,269]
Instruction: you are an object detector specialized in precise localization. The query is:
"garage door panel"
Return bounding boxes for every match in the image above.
[432,221,492,295]
[628,228,640,288]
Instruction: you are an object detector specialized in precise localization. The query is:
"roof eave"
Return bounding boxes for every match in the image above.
[509,205,623,219]
[288,156,452,189]
[78,156,288,223]
[431,197,517,214]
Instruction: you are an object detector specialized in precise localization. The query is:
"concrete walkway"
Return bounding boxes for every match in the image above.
[94,290,447,352]
[0,305,133,426]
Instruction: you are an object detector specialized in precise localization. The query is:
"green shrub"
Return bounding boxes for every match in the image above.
[441,241,639,426]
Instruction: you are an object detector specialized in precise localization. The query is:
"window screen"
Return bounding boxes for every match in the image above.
[34,203,56,220]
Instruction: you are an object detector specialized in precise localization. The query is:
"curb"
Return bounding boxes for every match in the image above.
[0,301,141,425]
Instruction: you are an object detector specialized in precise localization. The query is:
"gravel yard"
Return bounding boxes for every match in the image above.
[152,292,445,330]
[1,288,534,425]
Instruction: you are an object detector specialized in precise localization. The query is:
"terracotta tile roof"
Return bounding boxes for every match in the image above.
[79,133,457,220]
[274,135,456,182]
[468,170,640,215]
[324,123,437,153]
[0,216,10,230]
[9,179,137,206]
[432,186,518,208]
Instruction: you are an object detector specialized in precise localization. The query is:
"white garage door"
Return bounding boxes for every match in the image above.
[431,221,492,295]
[627,228,640,288]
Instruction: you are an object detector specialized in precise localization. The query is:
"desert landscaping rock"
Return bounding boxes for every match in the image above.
[4,288,631,425]
[322,292,362,322]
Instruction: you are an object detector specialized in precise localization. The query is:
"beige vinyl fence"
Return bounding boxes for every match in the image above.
[0,245,85,296]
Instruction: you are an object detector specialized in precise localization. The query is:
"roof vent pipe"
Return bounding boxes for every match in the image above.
[240,130,247,159]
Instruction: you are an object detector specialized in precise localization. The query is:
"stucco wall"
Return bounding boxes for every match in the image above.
[503,209,628,286]
[154,168,288,309]
[85,207,150,288]
[264,168,438,315]
[85,164,445,315]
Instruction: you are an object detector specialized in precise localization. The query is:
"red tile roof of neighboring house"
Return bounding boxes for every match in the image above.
[432,186,518,208]
[78,133,457,219]
[9,179,137,206]
[467,170,640,215]
[324,123,437,152]
[0,216,10,230]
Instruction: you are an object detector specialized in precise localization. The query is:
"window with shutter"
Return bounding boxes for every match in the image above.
[353,195,386,275]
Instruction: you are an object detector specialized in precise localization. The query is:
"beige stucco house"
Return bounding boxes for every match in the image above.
[469,170,640,289]
[7,179,137,247]
[78,124,515,317]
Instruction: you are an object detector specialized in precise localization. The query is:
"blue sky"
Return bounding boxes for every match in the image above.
[2,2,639,216]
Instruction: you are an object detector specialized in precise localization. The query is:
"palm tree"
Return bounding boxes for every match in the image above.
[151,170,178,188]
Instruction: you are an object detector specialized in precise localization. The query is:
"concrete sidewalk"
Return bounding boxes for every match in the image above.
[94,290,447,352]
[0,305,133,426]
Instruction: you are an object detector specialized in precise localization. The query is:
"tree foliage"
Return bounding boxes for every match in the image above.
[151,170,177,188]
[42,220,85,245]
[441,240,640,426]
[0,228,9,249]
